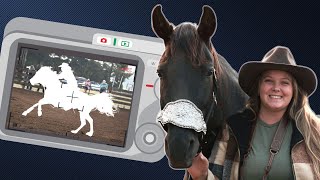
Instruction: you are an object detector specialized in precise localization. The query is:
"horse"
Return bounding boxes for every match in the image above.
[152,5,249,169]
[21,66,117,137]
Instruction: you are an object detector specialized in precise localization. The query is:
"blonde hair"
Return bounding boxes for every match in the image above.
[289,79,320,179]
[247,73,320,179]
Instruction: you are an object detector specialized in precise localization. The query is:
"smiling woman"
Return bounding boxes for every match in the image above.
[227,46,320,180]
[258,70,294,124]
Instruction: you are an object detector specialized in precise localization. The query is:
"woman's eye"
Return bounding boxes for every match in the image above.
[264,79,272,83]
[282,81,290,85]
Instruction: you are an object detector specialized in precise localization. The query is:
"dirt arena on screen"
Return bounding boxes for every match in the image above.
[8,87,130,147]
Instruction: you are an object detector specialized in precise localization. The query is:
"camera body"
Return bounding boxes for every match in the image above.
[0,18,164,162]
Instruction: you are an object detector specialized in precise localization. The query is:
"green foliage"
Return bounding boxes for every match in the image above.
[22,48,134,90]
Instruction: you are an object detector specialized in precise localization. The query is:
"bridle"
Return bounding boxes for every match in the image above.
[197,67,219,154]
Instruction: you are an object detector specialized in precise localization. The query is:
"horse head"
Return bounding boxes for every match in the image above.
[29,66,54,86]
[152,4,220,168]
[152,5,248,169]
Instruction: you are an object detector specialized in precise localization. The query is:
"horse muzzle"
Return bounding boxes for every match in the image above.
[164,124,200,168]
[157,99,207,168]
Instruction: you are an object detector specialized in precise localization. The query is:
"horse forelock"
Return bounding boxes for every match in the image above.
[159,22,221,79]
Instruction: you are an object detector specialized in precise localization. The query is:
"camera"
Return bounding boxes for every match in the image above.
[0,17,164,162]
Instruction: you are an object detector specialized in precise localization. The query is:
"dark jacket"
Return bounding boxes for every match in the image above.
[184,108,314,180]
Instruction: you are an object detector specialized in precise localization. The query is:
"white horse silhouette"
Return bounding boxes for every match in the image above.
[22,66,117,137]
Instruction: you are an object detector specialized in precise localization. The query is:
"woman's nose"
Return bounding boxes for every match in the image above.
[272,84,281,92]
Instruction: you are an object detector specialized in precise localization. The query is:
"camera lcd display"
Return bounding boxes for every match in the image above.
[7,43,138,148]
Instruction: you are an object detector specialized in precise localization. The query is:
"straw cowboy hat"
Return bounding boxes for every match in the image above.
[239,46,318,97]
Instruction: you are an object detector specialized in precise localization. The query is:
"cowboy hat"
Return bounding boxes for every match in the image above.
[238,46,317,96]
[59,62,70,68]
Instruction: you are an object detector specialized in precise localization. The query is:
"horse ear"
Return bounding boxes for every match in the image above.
[197,5,217,45]
[151,4,174,45]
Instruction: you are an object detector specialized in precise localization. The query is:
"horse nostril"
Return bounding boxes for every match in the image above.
[188,139,195,151]
[189,139,194,149]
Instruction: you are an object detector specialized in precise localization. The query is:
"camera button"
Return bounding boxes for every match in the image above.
[135,123,164,154]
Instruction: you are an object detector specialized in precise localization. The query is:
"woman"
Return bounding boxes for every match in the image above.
[187,46,320,179]
[84,79,91,94]
[100,80,108,93]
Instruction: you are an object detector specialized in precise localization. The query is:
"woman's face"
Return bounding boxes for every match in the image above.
[259,70,293,113]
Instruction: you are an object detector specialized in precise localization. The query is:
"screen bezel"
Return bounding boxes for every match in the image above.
[0,36,145,153]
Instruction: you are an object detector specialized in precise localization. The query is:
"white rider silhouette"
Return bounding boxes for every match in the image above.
[22,64,117,137]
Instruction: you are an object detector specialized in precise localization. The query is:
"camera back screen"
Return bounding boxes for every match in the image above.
[7,43,138,148]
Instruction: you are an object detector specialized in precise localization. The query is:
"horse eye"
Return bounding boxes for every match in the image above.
[157,70,164,78]
[206,69,214,76]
